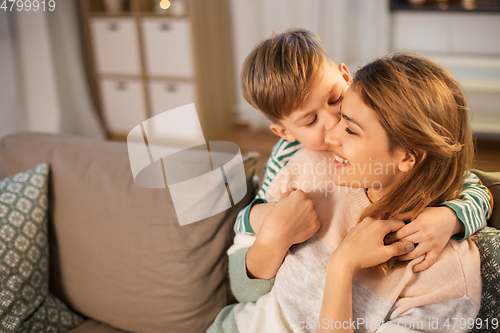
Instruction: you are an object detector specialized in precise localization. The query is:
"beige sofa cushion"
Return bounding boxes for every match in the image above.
[0,133,257,333]
[67,320,129,333]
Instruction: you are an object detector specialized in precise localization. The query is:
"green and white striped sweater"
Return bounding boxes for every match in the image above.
[234,138,492,240]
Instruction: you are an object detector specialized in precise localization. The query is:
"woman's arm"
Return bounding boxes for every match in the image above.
[228,247,275,303]
[318,257,356,332]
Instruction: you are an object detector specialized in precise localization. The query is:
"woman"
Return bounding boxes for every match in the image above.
[316,53,480,332]
[209,53,481,333]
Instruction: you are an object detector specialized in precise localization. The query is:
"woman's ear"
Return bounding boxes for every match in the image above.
[270,124,297,142]
[397,151,417,173]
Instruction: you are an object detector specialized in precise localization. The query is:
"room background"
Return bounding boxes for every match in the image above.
[0,0,499,139]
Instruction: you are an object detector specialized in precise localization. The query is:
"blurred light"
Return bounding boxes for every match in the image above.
[438,2,448,10]
[462,0,476,10]
[160,0,171,10]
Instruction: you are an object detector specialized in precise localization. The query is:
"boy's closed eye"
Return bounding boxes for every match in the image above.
[329,92,344,106]
[306,115,318,127]
[305,93,344,127]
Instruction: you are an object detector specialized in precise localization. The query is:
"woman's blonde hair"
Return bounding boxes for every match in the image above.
[351,53,474,272]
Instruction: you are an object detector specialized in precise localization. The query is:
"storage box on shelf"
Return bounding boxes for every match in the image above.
[80,0,235,142]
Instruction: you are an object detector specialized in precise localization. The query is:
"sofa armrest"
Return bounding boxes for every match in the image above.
[472,169,500,230]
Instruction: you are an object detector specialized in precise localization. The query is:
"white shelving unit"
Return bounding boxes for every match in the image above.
[80,0,235,141]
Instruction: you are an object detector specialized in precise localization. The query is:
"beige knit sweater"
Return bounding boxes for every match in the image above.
[210,148,481,333]
[267,148,481,332]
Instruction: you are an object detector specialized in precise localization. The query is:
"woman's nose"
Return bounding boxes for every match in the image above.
[324,110,341,132]
[325,123,342,147]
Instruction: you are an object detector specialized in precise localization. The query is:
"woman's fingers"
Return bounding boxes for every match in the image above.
[384,222,419,244]
[386,241,415,258]
[395,244,427,261]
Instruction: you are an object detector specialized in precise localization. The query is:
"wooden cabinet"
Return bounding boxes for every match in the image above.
[80,0,235,141]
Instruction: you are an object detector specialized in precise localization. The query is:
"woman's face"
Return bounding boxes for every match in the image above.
[325,87,411,202]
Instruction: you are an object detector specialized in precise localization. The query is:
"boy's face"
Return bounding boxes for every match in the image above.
[270,61,351,151]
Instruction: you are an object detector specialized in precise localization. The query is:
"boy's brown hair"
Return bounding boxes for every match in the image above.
[241,29,329,121]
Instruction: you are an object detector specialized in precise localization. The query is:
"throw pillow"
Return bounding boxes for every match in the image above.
[0,163,84,332]
[471,226,500,333]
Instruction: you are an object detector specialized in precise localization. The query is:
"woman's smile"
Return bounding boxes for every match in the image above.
[333,155,350,167]
[332,149,350,167]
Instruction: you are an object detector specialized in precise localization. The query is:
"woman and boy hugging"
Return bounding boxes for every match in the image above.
[209,29,494,333]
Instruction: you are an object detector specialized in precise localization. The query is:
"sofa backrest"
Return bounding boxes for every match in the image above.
[0,133,256,333]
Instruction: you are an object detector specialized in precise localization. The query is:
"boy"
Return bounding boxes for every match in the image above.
[230,29,492,288]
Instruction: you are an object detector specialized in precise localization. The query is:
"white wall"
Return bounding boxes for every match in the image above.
[0,2,105,140]
[391,11,500,134]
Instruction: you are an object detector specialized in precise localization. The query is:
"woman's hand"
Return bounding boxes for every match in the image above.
[329,217,415,275]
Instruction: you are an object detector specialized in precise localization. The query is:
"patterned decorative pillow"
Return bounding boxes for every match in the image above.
[471,227,500,333]
[0,164,84,332]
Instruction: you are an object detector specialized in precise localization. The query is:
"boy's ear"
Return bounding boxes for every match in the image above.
[269,124,297,142]
[339,63,352,85]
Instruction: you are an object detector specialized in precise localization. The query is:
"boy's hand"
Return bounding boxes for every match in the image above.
[249,202,277,234]
[384,206,464,273]
[246,190,320,279]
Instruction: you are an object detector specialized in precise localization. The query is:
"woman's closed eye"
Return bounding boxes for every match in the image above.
[306,115,318,127]
[345,126,356,135]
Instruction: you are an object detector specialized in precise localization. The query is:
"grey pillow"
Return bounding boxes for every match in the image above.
[0,163,84,332]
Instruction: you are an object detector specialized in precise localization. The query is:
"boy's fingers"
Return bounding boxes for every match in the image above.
[384,223,419,244]
[394,233,421,245]
[413,251,438,272]
[395,245,426,261]
[279,190,293,200]
[393,211,413,222]
[382,219,407,235]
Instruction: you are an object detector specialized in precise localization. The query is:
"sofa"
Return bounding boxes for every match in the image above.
[0,132,498,333]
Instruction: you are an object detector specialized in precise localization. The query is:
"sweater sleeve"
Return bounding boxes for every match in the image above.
[228,247,275,303]
[233,139,303,235]
[440,172,493,240]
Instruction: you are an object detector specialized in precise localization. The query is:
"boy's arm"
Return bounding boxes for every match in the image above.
[228,139,304,301]
[234,138,303,235]
[386,171,493,272]
[229,190,320,302]
[441,171,493,240]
